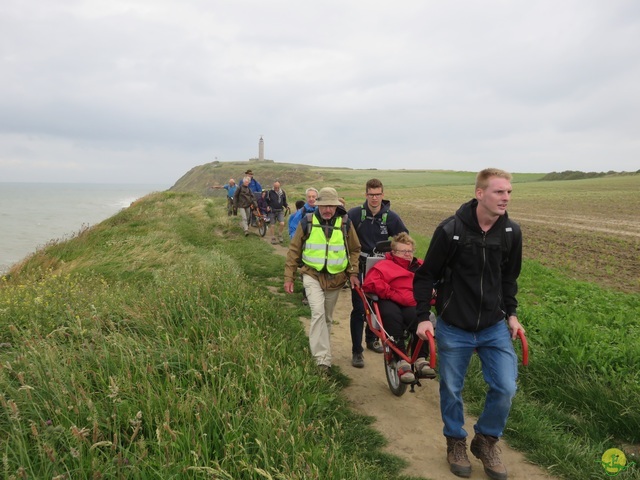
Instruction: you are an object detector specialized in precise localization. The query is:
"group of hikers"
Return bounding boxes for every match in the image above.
[225,167,524,480]
[221,169,289,242]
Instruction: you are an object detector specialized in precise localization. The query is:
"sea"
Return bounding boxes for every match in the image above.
[0,182,168,274]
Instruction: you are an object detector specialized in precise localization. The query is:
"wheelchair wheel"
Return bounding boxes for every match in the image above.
[384,354,407,397]
[257,219,267,237]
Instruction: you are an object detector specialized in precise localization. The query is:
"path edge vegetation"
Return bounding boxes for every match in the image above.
[1,168,640,479]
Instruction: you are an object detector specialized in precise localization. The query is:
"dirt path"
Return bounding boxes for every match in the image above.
[269,238,556,480]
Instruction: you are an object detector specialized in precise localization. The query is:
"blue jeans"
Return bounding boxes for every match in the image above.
[436,318,518,439]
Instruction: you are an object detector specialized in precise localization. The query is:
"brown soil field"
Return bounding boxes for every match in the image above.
[388,178,640,294]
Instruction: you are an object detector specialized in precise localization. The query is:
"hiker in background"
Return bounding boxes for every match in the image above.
[257,191,269,217]
[414,168,524,480]
[210,178,237,216]
[233,176,258,237]
[288,187,318,238]
[362,232,436,384]
[288,199,306,238]
[266,181,289,244]
[242,170,262,226]
[347,178,409,369]
[284,187,361,374]
[223,179,237,216]
[289,199,309,305]
[244,169,262,196]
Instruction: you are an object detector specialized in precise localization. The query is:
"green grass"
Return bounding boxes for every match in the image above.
[2,166,640,479]
[0,192,424,479]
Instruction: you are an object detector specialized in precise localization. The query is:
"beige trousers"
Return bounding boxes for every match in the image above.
[302,274,341,367]
[239,207,251,232]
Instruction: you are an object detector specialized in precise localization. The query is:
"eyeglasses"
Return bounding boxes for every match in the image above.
[394,249,414,255]
[366,193,383,198]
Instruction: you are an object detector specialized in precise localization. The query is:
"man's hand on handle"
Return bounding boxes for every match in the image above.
[416,319,435,340]
[508,315,525,340]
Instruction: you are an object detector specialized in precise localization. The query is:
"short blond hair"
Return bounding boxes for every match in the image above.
[476,168,512,190]
[391,232,415,250]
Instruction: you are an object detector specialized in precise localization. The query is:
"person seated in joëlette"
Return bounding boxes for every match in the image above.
[362,232,436,383]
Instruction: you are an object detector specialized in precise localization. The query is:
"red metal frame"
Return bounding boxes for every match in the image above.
[356,284,529,368]
[517,329,529,366]
[356,285,436,369]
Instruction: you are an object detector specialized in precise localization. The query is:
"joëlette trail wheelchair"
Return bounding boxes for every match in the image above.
[354,241,529,397]
[354,241,437,396]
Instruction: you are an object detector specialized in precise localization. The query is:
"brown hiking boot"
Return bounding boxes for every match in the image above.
[446,436,471,478]
[470,433,508,480]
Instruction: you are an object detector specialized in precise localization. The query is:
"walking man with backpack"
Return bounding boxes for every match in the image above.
[414,168,524,480]
[284,187,361,373]
[266,181,289,244]
[347,178,409,368]
[233,176,258,237]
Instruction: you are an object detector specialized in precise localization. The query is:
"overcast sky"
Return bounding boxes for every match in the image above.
[1,1,639,185]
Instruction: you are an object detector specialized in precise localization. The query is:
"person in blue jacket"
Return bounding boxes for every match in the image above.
[288,187,318,238]
[244,170,262,195]
[288,199,305,236]
[223,179,237,216]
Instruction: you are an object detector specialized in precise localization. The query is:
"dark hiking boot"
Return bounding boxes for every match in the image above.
[470,433,508,480]
[352,352,364,368]
[446,436,472,478]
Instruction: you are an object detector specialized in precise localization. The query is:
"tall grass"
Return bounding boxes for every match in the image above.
[0,192,416,479]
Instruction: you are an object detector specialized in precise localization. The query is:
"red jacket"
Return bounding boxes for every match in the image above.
[362,252,422,307]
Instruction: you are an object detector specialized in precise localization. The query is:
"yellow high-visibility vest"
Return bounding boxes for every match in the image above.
[302,215,348,273]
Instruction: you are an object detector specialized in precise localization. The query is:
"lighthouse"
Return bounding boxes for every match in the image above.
[258,136,264,162]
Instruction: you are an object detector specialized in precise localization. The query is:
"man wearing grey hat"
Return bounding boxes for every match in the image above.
[284,187,361,373]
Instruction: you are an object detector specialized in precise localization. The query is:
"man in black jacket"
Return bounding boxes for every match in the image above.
[266,181,288,244]
[414,168,524,480]
[233,176,258,237]
[347,178,408,368]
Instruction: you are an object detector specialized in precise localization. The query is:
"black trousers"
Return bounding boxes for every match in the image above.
[377,299,428,360]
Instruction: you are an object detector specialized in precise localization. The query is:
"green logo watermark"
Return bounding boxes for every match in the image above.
[597,448,636,476]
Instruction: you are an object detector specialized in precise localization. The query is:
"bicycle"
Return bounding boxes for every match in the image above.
[249,207,269,237]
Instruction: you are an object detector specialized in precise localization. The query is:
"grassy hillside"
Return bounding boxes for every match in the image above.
[2,163,639,479]
[0,193,413,479]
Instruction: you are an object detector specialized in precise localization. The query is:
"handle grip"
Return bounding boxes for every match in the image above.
[517,329,529,366]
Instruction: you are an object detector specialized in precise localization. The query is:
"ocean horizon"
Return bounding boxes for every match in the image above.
[0,182,168,274]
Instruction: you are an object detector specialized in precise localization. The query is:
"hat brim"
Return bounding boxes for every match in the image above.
[315,201,342,206]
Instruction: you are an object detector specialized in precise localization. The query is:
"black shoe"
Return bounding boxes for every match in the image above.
[352,353,364,368]
[366,340,384,354]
